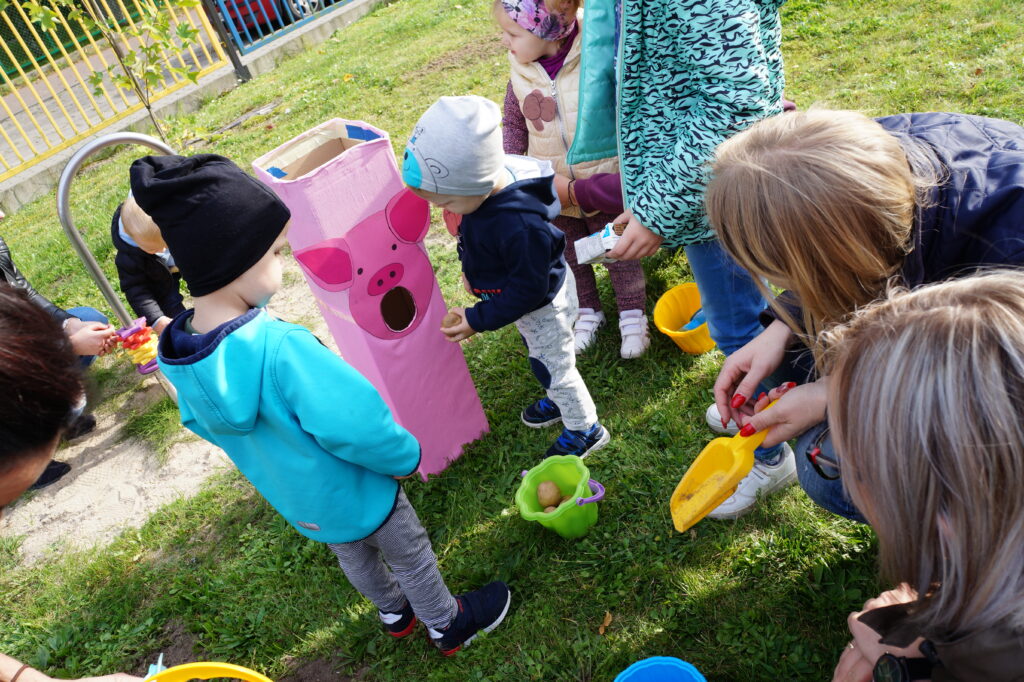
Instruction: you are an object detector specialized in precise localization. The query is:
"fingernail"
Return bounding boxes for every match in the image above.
[739,423,757,437]
[731,394,747,409]
[757,392,767,402]
[721,417,729,428]
[784,382,797,390]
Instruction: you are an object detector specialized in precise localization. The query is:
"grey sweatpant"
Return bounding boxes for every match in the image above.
[515,271,598,430]
[328,489,458,630]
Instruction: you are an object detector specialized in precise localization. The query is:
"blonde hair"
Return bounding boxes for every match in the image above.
[121,193,165,254]
[823,270,1024,637]
[706,109,935,350]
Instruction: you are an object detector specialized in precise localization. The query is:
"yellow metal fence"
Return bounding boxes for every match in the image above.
[0,0,229,182]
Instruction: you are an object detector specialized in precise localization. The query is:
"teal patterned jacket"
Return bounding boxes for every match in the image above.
[569,0,786,247]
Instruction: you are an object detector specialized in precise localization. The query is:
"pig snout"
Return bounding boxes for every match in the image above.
[367,263,405,296]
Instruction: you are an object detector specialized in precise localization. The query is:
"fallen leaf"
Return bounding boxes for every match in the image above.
[974,67,983,75]
[599,610,613,635]
[343,73,355,82]
[689,528,697,540]
[264,123,274,130]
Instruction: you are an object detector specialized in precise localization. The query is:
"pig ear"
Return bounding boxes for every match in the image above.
[386,189,431,244]
[294,238,353,292]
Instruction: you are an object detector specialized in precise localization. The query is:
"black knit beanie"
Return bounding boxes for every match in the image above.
[129,154,291,297]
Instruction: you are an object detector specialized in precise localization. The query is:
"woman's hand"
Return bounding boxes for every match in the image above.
[742,379,829,447]
[65,319,118,357]
[832,642,873,682]
[606,209,663,260]
[440,307,476,342]
[834,585,925,682]
[713,319,794,425]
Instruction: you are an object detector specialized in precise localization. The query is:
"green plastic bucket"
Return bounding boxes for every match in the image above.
[515,455,605,539]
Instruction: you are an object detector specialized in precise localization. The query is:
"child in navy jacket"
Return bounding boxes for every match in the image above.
[403,96,609,459]
[111,193,185,334]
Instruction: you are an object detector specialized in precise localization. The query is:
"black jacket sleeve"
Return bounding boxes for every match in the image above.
[116,251,171,325]
[464,215,559,332]
[0,235,72,323]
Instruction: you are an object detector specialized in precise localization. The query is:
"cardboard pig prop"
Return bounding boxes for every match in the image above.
[253,119,489,478]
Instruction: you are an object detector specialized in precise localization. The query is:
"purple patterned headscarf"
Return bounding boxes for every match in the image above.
[500,0,575,41]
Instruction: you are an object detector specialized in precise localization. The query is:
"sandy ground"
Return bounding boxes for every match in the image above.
[0,258,334,564]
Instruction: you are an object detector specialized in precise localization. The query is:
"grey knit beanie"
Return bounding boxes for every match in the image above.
[402,96,504,196]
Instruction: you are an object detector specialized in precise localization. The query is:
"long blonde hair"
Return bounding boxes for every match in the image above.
[706,109,934,349]
[823,270,1024,637]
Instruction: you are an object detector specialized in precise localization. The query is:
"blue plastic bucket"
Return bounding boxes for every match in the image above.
[614,657,706,682]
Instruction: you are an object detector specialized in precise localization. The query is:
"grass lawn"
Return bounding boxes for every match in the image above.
[1,0,1021,679]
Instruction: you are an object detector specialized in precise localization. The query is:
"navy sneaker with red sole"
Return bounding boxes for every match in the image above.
[429,581,511,656]
[379,601,417,638]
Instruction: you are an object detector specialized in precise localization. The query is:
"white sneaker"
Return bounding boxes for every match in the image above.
[618,309,650,359]
[705,403,740,435]
[706,443,797,520]
[574,308,606,354]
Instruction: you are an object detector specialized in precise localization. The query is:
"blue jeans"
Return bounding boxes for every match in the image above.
[793,422,867,523]
[67,306,109,367]
[683,240,782,464]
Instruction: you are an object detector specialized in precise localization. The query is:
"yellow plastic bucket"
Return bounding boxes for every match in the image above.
[145,663,273,681]
[653,283,715,355]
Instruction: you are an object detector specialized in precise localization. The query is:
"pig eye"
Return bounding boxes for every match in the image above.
[357,268,363,275]
[391,244,397,251]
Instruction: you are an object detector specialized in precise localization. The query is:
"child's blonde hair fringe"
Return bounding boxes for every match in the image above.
[706,109,937,358]
[822,270,1024,636]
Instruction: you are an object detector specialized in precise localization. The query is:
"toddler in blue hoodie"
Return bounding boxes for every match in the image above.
[403,96,610,458]
[134,153,510,656]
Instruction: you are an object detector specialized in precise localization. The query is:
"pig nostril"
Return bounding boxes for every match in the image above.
[389,271,396,278]
[377,279,383,286]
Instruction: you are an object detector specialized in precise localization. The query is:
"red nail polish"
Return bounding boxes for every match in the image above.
[784,382,797,390]
[731,394,747,409]
[757,392,767,402]
[739,423,757,437]
[809,447,821,463]
[721,417,729,428]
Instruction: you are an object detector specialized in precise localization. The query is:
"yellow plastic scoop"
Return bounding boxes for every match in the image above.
[670,402,776,533]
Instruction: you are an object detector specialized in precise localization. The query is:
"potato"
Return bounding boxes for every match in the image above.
[536,480,562,507]
[544,505,558,513]
[442,312,462,329]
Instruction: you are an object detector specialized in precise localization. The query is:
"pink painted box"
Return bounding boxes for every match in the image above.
[253,119,488,479]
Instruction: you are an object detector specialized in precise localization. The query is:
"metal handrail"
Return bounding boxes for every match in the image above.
[57,132,178,401]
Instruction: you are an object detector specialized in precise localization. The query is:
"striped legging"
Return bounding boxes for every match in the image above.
[328,489,458,630]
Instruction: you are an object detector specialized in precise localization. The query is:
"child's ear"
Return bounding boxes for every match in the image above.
[386,189,431,244]
[294,238,354,292]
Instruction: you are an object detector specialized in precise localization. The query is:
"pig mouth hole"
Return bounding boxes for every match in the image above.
[381,286,416,332]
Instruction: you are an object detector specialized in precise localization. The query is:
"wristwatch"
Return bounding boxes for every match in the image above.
[872,653,933,681]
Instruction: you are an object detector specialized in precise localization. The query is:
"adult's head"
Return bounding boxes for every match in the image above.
[0,284,83,510]
[706,108,936,341]
[824,270,1024,635]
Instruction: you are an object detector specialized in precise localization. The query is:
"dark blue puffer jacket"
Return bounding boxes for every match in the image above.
[881,112,1024,285]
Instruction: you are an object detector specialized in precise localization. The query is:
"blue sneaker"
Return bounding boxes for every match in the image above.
[429,581,511,656]
[379,600,417,638]
[545,423,610,458]
[521,397,562,428]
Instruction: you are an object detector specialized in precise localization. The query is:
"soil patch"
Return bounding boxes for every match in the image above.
[279,657,359,682]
